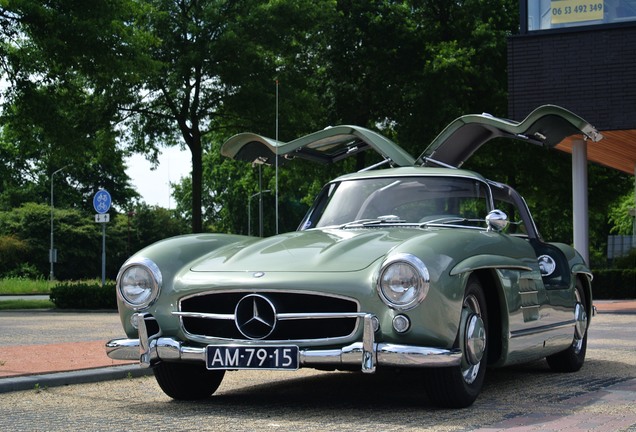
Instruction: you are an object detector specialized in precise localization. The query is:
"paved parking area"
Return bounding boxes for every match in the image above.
[0,312,134,378]
[0,309,634,431]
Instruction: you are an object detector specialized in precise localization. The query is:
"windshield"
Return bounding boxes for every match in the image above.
[300,176,491,230]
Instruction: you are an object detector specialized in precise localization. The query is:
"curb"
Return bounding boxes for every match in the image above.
[0,364,153,394]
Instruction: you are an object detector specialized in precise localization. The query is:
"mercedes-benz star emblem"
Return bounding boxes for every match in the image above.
[235,294,277,339]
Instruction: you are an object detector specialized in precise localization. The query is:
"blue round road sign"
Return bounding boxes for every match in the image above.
[93,189,112,214]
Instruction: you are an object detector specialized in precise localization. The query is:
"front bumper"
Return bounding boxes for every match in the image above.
[106,314,461,373]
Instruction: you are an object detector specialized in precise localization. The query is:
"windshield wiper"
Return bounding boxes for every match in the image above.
[418,216,475,228]
[339,215,406,229]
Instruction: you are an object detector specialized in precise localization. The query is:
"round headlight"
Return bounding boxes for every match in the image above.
[117,258,162,309]
[377,253,429,310]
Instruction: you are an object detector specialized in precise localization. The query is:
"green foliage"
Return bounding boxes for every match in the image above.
[0,276,51,294]
[0,202,188,280]
[608,190,636,235]
[592,269,636,299]
[181,0,523,236]
[0,0,144,212]
[1,0,633,273]
[0,203,101,279]
[0,235,29,274]
[612,248,636,269]
[466,140,633,262]
[50,280,116,309]
[0,299,54,310]
[108,203,189,265]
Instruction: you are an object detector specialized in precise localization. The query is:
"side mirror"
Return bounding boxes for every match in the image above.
[486,209,509,232]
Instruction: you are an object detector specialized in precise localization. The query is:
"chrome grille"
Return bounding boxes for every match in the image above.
[177,292,360,342]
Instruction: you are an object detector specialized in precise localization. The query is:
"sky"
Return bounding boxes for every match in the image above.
[125,146,192,208]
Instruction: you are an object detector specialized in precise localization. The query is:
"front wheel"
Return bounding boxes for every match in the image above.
[424,276,488,408]
[546,278,588,372]
[153,361,225,400]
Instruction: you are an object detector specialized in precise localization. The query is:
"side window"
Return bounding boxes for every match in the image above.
[492,194,528,236]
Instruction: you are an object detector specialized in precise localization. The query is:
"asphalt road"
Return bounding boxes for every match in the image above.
[0,312,634,432]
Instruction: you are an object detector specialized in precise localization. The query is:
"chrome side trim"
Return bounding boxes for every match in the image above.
[509,319,575,338]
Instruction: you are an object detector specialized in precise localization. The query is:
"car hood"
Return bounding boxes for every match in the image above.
[221,105,602,169]
[190,228,429,273]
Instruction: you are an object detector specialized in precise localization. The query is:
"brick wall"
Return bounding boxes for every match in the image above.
[508,25,636,129]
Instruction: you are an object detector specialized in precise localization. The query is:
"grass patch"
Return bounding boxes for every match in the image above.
[0,299,55,310]
[0,278,54,295]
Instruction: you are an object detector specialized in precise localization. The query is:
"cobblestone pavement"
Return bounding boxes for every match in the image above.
[0,312,634,431]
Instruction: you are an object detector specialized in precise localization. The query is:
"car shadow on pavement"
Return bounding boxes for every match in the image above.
[142,356,634,412]
[116,356,635,431]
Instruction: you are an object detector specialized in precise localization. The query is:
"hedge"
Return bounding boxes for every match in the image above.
[50,281,117,309]
[591,269,636,299]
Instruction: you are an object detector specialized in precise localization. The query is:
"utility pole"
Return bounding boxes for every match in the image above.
[49,166,68,281]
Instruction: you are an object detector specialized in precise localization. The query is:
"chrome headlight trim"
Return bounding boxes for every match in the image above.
[377,253,430,311]
[116,258,162,310]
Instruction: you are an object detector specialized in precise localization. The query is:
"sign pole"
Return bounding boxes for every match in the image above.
[93,189,112,288]
[102,223,106,288]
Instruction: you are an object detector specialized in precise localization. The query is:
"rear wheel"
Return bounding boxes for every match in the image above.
[546,279,588,372]
[153,362,225,400]
[424,276,488,408]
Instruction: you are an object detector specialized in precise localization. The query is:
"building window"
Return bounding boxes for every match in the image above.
[527,0,636,31]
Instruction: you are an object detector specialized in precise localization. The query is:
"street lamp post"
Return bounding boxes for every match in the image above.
[248,190,271,237]
[49,166,67,281]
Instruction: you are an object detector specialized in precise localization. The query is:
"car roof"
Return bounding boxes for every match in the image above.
[221,105,602,169]
[329,166,488,183]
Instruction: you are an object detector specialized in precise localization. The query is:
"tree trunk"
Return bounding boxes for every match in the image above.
[190,136,203,233]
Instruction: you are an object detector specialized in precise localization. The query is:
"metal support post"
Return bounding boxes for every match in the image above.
[572,140,589,265]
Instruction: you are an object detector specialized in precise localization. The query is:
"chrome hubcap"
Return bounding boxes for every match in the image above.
[465,313,486,365]
[461,294,485,385]
[572,290,587,353]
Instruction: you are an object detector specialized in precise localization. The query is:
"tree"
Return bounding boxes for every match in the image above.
[0,202,189,280]
[391,0,517,149]
[2,0,632,274]
[116,0,229,233]
[608,190,636,236]
[0,0,147,211]
[121,0,335,233]
[173,0,522,234]
[0,203,101,279]
[108,203,189,270]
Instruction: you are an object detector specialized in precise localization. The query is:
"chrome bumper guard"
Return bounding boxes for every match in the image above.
[106,313,461,372]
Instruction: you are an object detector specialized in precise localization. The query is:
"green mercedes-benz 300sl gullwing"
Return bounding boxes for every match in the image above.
[106,105,599,408]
